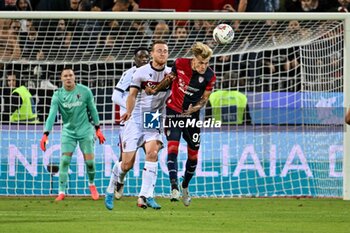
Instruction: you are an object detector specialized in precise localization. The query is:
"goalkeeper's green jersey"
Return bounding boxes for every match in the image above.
[44,84,100,138]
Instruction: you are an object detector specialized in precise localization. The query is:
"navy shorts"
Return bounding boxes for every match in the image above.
[165,107,201,150]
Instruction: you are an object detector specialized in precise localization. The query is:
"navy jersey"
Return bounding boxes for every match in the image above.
[167,58,216,113]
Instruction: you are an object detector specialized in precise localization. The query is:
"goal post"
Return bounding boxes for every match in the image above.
[343,15,350,201]
[0,11,349,199]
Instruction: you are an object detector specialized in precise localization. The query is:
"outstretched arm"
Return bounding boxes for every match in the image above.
[145,72,176,95]
[183,90,212,115]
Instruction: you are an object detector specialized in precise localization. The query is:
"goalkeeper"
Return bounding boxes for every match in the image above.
[146,42,216,206]
[40,67,106,201]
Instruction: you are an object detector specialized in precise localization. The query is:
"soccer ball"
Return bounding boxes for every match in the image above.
[213,24,234,44]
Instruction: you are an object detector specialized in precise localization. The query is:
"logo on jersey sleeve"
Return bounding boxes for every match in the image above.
[143,110,161,129]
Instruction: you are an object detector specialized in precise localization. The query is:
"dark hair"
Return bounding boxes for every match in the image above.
[134,46,150,55]
[79,0,92,11]
[16,0,33,11]
[175,26,187,31]
[151,40,167,51]
[222,71,238,89]
[5,71,19,78]
[61,66,74,75]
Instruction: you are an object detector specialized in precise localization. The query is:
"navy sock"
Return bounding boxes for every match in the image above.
[167,152,178,190]
[182,159,197,189]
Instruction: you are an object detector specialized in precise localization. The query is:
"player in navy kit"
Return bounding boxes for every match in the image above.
[146,42,216,206]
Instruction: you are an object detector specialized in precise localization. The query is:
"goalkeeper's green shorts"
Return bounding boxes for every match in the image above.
[61,134,95,154]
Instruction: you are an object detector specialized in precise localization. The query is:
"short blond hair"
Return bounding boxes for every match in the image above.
[191,42,213,59]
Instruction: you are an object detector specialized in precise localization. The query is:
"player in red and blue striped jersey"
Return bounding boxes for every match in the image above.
[146,42,216,206]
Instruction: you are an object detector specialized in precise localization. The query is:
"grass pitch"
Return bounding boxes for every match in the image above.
[0,197,349,233]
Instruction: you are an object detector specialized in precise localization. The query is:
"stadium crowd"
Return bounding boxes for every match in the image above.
[0,0,346,124]
[1,0,349,12]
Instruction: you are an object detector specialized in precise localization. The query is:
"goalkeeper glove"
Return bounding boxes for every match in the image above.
[95,126,106,144]
[40,132,49,152]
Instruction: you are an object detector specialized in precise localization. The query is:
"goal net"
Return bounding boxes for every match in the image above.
[0,12,348,199]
